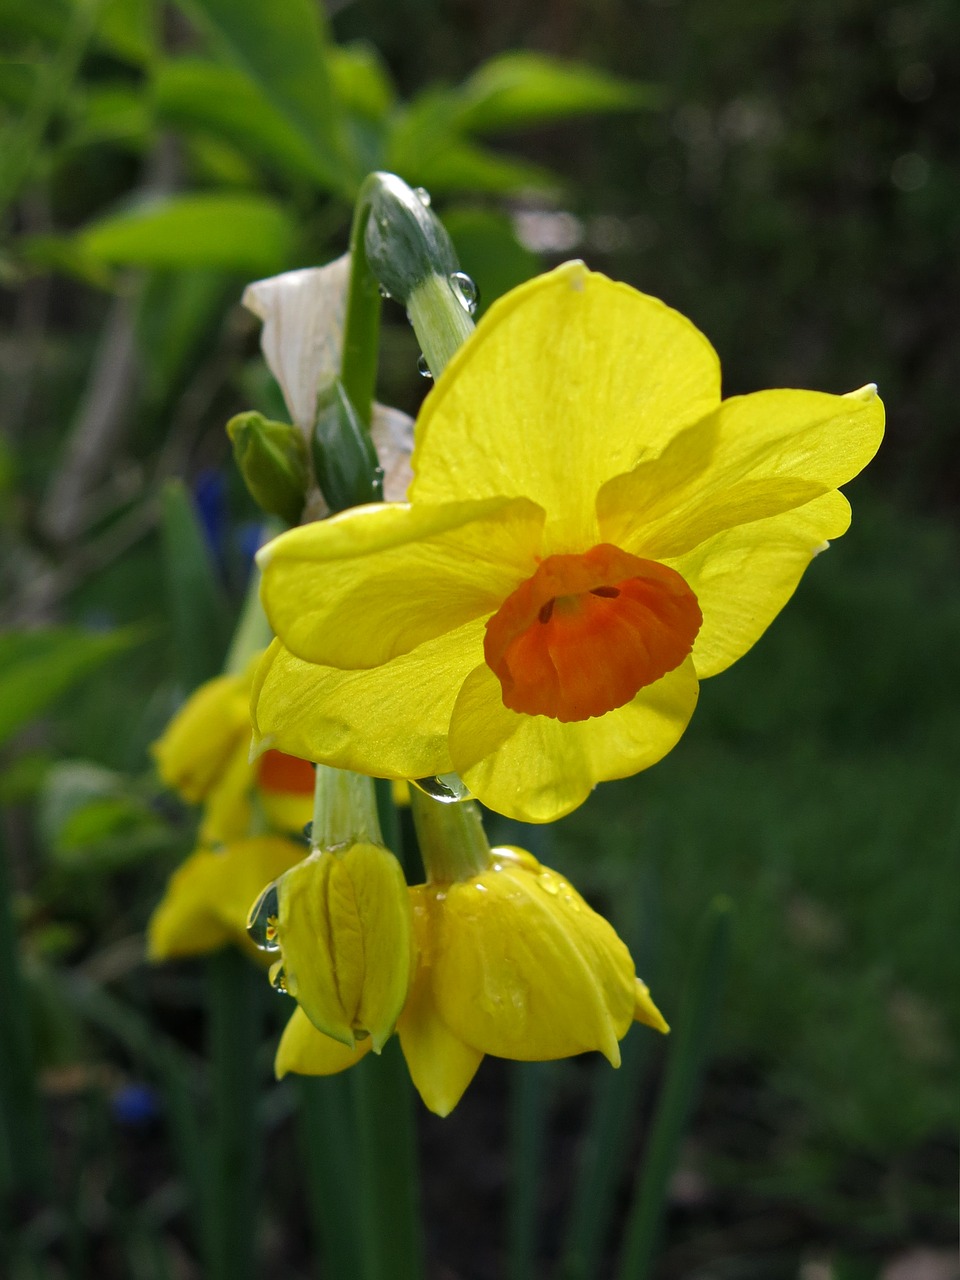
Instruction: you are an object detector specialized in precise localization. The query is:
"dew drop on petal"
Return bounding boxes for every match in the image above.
[246,882,281,952]
[268,959,290,995]
[450,271,479,315]
[417,354,433,380]
[414,186,431,207]
[412,773,472,803]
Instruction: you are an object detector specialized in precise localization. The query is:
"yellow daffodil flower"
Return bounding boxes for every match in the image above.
[252,262,884,823]
[148,835,305,962]
[273,846,666,1116]
[252,841,414,1051]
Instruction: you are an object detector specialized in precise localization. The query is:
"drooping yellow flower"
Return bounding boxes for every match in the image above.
[252,261,884,822]
[148,835,305,962]
[273,846,667,1117]
[253,841,414,1051]
[152,662,315,844]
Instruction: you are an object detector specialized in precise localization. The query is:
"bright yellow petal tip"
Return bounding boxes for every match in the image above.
[634,978,670,1035]
[275,1005,372,1079]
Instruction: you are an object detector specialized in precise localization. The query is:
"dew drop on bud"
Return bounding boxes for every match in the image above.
[417,354,433,380]
[450,271,479,315]
[412,773,473,803]
[414,186,431,207]
[377,283,392,299]
[247,882,281,952]
[269,960,290,995]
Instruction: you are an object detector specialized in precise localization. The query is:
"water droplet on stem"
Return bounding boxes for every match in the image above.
[417,354,433,380]
[412,773,472,803]
[247,882,282,952]
[450,271,479,315]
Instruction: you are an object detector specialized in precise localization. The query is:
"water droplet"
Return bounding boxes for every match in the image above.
[377,283,392,299]
[268,959,290,995]
[302,821,313,842]
[246,882,281,952]
[414,186,431,207]
[412,773,472,803]
[450,271,479,315]
[539,872,560,896]
[417,354,433,380]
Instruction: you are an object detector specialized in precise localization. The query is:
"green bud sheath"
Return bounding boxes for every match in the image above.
[312,379,384,514]
[227,411,309,526]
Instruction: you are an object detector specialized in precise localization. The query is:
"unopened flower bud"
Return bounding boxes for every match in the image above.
[226,411,309,526]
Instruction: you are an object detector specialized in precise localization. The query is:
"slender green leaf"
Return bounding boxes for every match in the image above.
[154,58,334,186]
[0,626,142,749]
[508,1061,555,1280]
[617,897,734,1280]
[73,193,297,274]
[208,949,261,1280]
[160,480,232,689]
[456,53,659,134]
[175,0,355,194]
[296,1075,362,1278]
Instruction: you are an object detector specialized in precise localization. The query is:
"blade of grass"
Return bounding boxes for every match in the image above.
[559,866,663,1280]
[508,1060,556,1280]
[350,1039,424,1280]
[296,1074,361,1278]
[616,896,734,1280]
[208,949,261,1280]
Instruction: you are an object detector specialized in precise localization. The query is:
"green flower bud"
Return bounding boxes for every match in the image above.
[312,379,383,514]
[226,412,308,526]
[363,171,459,304]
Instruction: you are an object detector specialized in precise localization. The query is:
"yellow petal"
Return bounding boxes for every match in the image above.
[634,979,670,1034]
[425,862,636,1065]
[258,496,543,667]
[275,843,413,1051]
[275,1006,371,1078]
[251,626,483,781]
[151,672,251,803]
[411,262,721,548]
[198,737,254,846]
[598,385,884,559]
[397,940,483,1117]
[147,836,305,962]
[448,658,699,823]
[666,490,852,679]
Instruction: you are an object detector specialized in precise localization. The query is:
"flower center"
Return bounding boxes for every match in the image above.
[484,544,702,722]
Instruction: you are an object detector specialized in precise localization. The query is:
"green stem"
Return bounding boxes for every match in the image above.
[208,949,261,1280]
[409,792,491,883]
[616,896,734,1280]
[295,1075,362,1279]
[311,764,383,850]
[508,1062,555,1280]
[350,1039,425,1280]
[406,273,475,378]
[340,177,384,427]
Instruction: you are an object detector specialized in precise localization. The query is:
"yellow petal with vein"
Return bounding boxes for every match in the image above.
[449,659,699,823]
[258,497,543,667]
[666,490,852,679]
[251,627,485,781]
[598,385,884,559]
[411,262,721,548]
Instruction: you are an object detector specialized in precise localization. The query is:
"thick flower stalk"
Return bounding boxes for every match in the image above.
[252,261,884,822]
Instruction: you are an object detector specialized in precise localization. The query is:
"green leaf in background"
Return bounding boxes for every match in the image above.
[175,0,355,195]
[154,58,335,187]
[388,92,557,196]
[94,0,158,68]
[329,41,395,122]
[65,83,151,152]
[38,760,172,871]
[0,626,143,750]
[456,52,659,134]
[443,207,540,314]
[71,193,297,274]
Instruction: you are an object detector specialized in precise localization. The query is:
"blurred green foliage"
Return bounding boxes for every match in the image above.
[0,0,956,1272]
